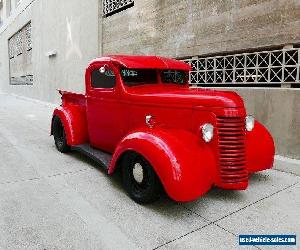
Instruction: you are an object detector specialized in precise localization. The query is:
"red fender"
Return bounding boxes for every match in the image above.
[246,121,275,173]
[108,127,216,202]
[52,105,88,146]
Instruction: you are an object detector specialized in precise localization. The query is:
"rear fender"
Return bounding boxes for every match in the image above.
[246,121,275,173]
[51,105,88,146]
[109,127,216,202]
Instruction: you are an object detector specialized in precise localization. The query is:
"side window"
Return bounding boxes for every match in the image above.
[91,66,116,89]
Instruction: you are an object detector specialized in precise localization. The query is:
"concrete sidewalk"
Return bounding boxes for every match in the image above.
[0,93,299,250]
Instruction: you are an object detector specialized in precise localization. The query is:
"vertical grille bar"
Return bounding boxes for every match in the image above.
[217,116,248,184]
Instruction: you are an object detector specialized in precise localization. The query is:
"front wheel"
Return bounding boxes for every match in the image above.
[52,116,70,153]
[122,152,162,204]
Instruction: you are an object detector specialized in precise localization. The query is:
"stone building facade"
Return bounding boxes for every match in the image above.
[0,0,300,158]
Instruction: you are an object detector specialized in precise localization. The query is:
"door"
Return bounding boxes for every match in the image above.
[86,63,122,153]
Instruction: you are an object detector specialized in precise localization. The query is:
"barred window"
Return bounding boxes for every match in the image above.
[183,47,300,88]
[8,36,14,59]
[8,23,31,58]
[24,22,32,51]
[103,0,134,17]
[15,30,23,56]
[8,21,33,86]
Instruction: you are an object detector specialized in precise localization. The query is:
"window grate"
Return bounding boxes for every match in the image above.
[8,22,33,85]
[103,0,134,17]
[8,22,31,58]
[24,22,32,51]
[183,48,300,87]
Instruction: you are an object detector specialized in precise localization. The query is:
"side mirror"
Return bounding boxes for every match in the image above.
[99,66,106,74]
[99,65,115,77]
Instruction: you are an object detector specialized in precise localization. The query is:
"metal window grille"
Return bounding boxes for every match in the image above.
[8,22,33,85]
[8,22,31,59]
[24,22,32,51]
[183,48,300,87]
[15,30,23,55]
[8,36,14,59]
[103,0,134,17]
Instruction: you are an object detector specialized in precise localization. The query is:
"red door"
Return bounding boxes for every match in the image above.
[86,63,122,153]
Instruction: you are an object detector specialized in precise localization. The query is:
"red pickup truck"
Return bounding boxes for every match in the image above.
[51,55,275,204]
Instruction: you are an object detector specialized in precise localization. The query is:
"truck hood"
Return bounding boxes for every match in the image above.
[125,85,244,108]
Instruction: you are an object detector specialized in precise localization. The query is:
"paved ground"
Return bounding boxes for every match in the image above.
[0,93,299,250]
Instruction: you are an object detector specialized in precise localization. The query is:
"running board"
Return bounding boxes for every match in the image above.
[72,144,112,171]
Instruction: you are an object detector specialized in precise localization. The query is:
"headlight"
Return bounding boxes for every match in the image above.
[202,123,214,142]
[245,115,255,132]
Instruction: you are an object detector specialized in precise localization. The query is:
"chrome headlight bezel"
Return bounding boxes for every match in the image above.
[245,115,255,132]
[202,123,214,143]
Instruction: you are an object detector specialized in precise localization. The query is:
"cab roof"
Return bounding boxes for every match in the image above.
[89,55,191,71]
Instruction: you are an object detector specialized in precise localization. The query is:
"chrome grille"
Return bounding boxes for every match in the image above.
[217,116,248,183]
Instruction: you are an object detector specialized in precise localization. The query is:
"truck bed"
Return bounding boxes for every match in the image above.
[58,89,86,106]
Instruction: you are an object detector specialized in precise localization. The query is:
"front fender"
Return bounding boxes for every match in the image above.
[52,105,88,146]
[246,121,275,173]
[109,127,216,202]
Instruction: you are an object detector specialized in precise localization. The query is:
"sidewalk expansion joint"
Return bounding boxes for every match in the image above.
[152,222,215,250]
[153,181,298,250]
[273,168,300,177]
[0,168,91,186]
[179,206,265,250]
[213,181,299,224]
[213,224,262,250]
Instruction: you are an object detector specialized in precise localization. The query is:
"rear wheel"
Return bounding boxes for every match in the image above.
[52,116,70,153]
[122,152,161,204]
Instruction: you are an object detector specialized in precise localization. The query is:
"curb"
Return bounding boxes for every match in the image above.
[274,155,300,176]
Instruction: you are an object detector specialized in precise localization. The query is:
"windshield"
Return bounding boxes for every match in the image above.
[120,69,158,86]
[120,68,188,86]
[160,70,188,85]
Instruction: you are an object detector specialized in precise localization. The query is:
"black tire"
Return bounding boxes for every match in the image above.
[52,116,70,153]
[122,152,161,204]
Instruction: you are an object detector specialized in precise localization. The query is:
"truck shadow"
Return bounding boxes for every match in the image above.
[69,150,125,191]
[69,151,105,171]
[147,172,272,218]
[67,151,272,216]
[249,171,271,184]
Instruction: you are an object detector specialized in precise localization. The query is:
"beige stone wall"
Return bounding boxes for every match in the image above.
[102,0,300,57]
[101,0,300,159]
[213,88,300,159]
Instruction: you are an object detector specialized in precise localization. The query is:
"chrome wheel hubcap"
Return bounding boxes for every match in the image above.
[132,163,144,183]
